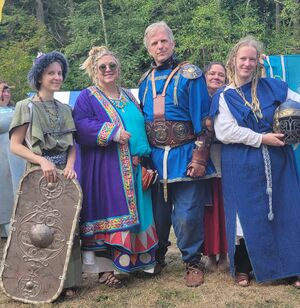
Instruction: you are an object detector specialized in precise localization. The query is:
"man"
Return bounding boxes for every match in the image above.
[139,21,213,287]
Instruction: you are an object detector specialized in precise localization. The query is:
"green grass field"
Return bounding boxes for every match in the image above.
[1,232,299,308]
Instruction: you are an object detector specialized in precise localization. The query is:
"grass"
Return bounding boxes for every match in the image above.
[0,231,299,308]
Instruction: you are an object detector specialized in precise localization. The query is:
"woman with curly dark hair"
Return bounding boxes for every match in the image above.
[9,52,82,297]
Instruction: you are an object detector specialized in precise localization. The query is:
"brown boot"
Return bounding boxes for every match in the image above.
[185,262,205,287]
[153,257,167,275]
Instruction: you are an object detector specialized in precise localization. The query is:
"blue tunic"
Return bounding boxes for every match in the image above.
[0,106,25,228]
[210,78,300,282]
[139,65,213,182]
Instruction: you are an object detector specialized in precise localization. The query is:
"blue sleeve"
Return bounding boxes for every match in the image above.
[209,87,224,118]
[261,78,288,103]
[188,75,210,134]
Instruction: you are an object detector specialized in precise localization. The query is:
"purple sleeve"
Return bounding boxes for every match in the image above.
[73,89,119,146]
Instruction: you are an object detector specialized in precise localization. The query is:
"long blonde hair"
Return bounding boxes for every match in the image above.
[80,46,120,85]
[226,36,263,114]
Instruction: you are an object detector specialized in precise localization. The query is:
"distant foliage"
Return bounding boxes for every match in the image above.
[1,0,299,99]
[0,8,53,101]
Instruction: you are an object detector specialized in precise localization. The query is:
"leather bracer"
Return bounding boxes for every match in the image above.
[188,129,213,168]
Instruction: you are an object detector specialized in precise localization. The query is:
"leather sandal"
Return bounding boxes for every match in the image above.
[185,263,205,287]
[293,276,300,289]
[63,288,77,298]
[217,254,229,272]
[205,256,217,272]
[98,272,124,289]
[235,272,250,287]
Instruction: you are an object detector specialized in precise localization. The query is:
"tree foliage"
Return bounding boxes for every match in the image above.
[0,0,299,101]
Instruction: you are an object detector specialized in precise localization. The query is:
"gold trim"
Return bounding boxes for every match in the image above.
[173,74,180,106]
[155,75,168,80]
[276,109,300,118]
[142,80,148,106]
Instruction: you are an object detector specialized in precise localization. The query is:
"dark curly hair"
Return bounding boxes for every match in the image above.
[0,80,14,106]
[27,51,68,90]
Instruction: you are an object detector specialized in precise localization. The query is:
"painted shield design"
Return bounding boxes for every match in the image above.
[0,168,82,304]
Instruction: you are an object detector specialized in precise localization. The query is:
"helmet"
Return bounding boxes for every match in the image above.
[273,99,300,144]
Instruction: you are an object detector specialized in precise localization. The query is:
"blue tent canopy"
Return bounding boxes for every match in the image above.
[264,54,300,175]
[29,89,139,108]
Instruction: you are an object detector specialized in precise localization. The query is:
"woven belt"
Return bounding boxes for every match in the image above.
[42,150,67,167]
[146,120,196,147]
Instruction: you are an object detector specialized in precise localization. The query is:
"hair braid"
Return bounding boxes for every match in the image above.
[226,36,263,114]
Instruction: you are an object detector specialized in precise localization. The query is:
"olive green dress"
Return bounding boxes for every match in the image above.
[9,98,82,288]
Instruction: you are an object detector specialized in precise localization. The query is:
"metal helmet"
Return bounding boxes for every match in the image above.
[273,99,300,144]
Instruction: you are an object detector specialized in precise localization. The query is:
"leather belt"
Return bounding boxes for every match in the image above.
[146,120,196,147]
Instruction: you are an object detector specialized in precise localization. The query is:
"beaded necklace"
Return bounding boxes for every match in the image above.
[97,85,129,112]
[37,93,61,131]
[235,86,262,122]
[109,92,129,112]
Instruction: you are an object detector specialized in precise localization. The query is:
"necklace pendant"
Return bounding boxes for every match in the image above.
[256,110,263,119]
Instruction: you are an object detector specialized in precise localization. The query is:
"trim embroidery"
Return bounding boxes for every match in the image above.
[81,224,158,253]
[97,122,116,146]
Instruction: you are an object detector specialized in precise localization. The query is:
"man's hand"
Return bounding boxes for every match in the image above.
[187,162,206,177]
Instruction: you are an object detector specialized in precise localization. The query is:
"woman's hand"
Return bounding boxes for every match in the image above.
[39,157,57,182]
[132,156,141,167]
[262,133,285,146]
[119,129,131,144]
[63,165,77,180]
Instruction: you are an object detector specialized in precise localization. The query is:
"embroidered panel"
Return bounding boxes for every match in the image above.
[96,122,115,146]
[85,86,138,232]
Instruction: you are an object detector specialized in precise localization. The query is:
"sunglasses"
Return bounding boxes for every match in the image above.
[0,86,11,93]
[98,62,118,73]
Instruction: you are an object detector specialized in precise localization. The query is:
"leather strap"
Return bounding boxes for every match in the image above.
[151,63,187,120]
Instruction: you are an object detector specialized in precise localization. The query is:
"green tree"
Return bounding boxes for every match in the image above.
[1,0,300,95]
[0,8,53,100]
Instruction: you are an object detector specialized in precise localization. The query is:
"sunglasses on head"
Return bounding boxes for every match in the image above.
[98,62,118,73]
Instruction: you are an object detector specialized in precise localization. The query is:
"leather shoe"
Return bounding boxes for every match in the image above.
[185,262,204,287]
[153,259,167,275]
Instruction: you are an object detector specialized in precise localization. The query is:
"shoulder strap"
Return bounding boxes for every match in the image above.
[151,62,188,98]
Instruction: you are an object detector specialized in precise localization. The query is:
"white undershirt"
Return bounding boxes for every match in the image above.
[214,87,300,146]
